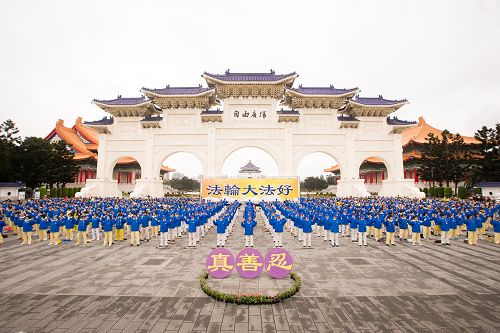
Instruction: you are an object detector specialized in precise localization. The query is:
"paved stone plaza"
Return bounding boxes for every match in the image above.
[0,209,499,333]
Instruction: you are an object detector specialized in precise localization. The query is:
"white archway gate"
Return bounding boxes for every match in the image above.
[78,70,424,199]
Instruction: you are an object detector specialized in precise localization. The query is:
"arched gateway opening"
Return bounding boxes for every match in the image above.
[220,147,280,178]
[159,152,203,193]
[298,152,338,193]
[358,156,390,195]
[111,157,142,195]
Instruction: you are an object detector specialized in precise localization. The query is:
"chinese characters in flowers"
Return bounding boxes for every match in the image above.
[206,248,293,279]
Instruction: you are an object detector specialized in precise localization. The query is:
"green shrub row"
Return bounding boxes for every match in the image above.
[423,186,468,198]
[39,187,81,198]
[200,272,301,305]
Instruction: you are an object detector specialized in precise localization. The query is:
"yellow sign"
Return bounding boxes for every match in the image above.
[201,178,299,201]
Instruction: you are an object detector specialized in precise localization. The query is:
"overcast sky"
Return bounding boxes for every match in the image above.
[1,0,499,178]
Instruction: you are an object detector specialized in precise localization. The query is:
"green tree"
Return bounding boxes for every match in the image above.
[419,133,443,187]
[49,141,79,188]
[448,133,472,194]
[0,119,21,182]
[301,176,328,191]
[166,176,200,192]
[326,174,337,185]
[14,137,53,189]
[419,130,471,191]
[472,123,500,183]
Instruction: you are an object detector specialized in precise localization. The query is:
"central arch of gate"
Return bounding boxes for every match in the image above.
[78,70,424,198]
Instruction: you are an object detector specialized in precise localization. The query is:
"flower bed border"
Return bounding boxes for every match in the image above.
[200,272,301,304]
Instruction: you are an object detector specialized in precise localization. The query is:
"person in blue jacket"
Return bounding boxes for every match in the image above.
[241,218,257,247]
[102,214,114,246]
[357,215,368,246]
[129,214,141,246]
[273,216,286,247]
[491,217,500,245]
[0,216,6,245]
[22,215,34,245]
[188,217,197,248]
[384,215,396,246]
[329,214,340,247]
[466,215,477,245]
[373,215,383,242]
[398,216,408,241]
[349,213,358,242]
[64,213,75,241]
[115,214,125,242]
[158,216,169,249]
[39,214,49,242]
[214,217,227,247]
[439,215,451,245]
[49,215,61,246]
[76,215,89,245]
[302,216,313,248]
[409,215,422,245]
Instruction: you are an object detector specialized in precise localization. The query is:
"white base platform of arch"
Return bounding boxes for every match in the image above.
[378,179,425,198]
[76,179,122,198]
[130,179,164,198]
[336,179,371,197]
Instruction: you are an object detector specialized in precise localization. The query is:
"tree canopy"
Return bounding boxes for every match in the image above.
[472,123,500,183]
[0,119,79,189]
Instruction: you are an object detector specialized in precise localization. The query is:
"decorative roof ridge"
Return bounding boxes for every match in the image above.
[75,117,99,144]
[293,84,358,89]
[204,69,297,76]
[352,95,408,105]
[52,119,96,158]
[240,160,261,172]
[338,115,360,122]
[386,116,417,126]
[92,95,150,106]
[84,116,114,126]
[141,115,163,122]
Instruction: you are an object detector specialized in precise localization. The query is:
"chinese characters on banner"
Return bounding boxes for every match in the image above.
[201,178,299,201]
[206,248,293,279]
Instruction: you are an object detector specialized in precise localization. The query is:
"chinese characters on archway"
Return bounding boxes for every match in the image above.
[233,110,267,119]
[206,248,293,279]
[201,178,299,201]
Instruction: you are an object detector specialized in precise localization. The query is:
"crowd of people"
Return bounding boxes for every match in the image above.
[261,197,499,248]
[0,198,227,248]
[0,197,499,249]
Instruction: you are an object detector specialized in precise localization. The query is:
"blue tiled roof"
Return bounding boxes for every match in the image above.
[203,69,297,82]
[142,85,212,95]
[476,182,500,187]
[386,117,417,126]
[141,115,163,122]
[201,109,223,115]
[0,182,25,188]
[277,109,299,115]
[337,115,360,122]
[240,160,261,172]
[93,95,149,106]
[353,95,407,106]
[84,117,114,126]
[288,85,358,95]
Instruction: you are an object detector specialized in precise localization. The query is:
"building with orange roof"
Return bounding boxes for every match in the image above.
[324,116,479,191]
[44,117,174,193]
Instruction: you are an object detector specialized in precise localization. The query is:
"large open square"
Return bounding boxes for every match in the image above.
[1,208,499,333]
[1,1,500,332]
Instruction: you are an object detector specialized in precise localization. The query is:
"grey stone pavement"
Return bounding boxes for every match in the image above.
[0,206,499,333]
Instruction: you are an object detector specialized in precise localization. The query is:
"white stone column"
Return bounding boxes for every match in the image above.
[336,134,369,197]
[207,127,216,177]
[284,128,294,177]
